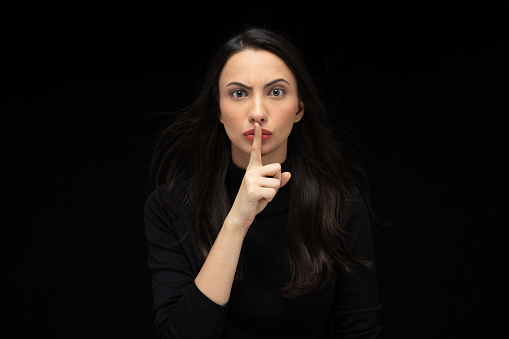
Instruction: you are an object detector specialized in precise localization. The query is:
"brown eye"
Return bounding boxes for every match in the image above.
[231,90,246,98]
[270,88,286,97]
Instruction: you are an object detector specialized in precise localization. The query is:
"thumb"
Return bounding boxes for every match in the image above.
[280,172,291,188]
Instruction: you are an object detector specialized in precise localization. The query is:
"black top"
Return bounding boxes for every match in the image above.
[144,162,382,338]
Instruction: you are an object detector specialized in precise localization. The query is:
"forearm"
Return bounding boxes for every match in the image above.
[195,214,247,306]
[195,123,288,306]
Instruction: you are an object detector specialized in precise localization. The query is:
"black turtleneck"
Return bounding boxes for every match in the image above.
[144,162,382,339]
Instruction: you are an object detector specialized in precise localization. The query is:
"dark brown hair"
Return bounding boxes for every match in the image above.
[150,27,375,299]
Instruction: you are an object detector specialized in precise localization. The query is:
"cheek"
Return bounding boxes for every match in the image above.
[219,100,234,125]
[219,106,242,131]
[272,102,299,124]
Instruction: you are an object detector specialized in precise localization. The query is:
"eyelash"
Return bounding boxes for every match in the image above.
[230,89,246,98]
[270,87,286,97]
[229,87,287,99]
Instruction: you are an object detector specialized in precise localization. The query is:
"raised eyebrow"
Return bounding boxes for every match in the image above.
[225,82,252,90]
[225,78,290,90]
[264,78,290,89]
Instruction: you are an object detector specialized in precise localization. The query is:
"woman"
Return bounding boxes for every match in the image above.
[145,27,382,338]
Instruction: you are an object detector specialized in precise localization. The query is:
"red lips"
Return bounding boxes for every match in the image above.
[243,128,272,141]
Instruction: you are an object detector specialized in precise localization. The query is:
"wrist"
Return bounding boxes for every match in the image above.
[223,213,249,238]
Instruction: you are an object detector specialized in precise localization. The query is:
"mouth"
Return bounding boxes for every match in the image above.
[243,128,272,141]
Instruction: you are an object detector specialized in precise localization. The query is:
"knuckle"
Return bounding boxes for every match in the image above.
[247,188,256,197]
[267,189,277,201]
[244,175,256,185]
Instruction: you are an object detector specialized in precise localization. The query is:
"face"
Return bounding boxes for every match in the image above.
[218,49,304,169]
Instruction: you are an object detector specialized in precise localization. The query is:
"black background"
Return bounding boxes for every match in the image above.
[2,2,507,338]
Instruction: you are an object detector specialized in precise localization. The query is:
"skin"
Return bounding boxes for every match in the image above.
[218,49,304,169]
[194,49,304,305]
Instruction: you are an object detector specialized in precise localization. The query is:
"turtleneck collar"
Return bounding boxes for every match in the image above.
[225,161,291,214]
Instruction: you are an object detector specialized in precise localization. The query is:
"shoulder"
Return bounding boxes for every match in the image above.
[342,186,374,252]
[344,185,368,220]
[144,179,193,239]
[144,178,191,214]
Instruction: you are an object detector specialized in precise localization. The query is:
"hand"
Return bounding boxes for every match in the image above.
[227,123,291,231]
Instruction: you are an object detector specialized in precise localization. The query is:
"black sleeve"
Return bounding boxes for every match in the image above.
[144,187,228,339]
[330,190,382,338]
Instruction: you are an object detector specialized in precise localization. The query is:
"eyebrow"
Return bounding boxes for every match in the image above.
[225,78,290,90]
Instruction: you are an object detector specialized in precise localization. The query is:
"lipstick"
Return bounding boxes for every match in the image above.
[243,128,272,141]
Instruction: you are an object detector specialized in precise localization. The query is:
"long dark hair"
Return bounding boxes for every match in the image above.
[150,27,375,299]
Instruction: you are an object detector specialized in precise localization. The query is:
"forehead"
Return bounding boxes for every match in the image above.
[219,49,296,84]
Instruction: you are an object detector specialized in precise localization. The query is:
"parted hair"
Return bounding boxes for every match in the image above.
[150,27,375,299]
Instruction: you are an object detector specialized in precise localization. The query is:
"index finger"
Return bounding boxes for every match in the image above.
[248,122,262,168]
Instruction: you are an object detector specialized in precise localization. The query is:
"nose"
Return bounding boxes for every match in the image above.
[247,95,268,124]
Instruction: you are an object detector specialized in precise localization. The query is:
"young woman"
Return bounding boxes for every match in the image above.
[145,27,382,338]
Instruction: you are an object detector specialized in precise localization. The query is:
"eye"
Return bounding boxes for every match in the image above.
[230,89,246,98]
[269,87,286,97]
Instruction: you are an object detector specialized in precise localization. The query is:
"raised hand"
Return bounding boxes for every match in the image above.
[228,122,291,231]
[196,122,291,305]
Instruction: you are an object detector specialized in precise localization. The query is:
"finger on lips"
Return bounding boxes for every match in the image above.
[247,123,286,187]
[248,123,263,168]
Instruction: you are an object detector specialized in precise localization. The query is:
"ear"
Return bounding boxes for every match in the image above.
[294,100,304,123]
[218,104,224,123]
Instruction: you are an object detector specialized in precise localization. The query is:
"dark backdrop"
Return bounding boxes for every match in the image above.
[3,3,506,338]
